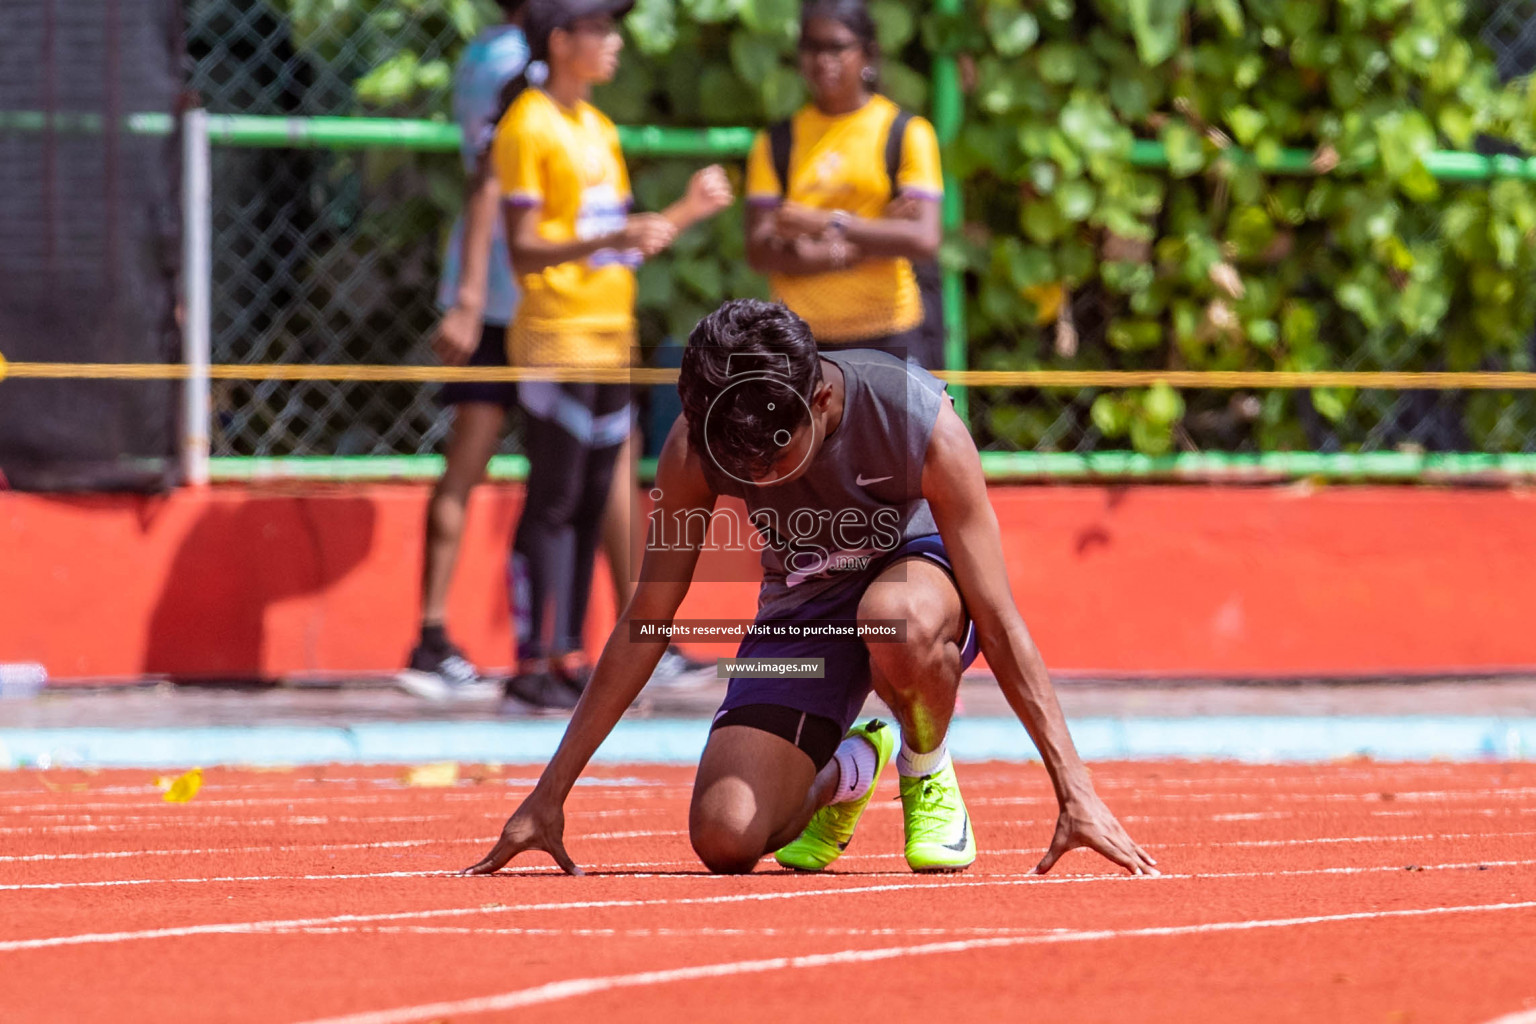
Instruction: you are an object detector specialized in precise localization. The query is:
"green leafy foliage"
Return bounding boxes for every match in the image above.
[270,0,1536,454]
[960,0,1536,454]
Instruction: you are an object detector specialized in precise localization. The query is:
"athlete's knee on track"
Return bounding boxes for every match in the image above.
[689,815,768,875]
[688,789,770,875]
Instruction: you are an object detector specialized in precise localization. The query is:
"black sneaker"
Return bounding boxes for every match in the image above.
[501,671,583,712]
[397,643,493,702]
[559,661,594,690]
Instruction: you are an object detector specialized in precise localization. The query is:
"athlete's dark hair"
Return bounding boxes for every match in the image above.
[494,0,528,15]
[491,72,531,146]
[679,300,824,482]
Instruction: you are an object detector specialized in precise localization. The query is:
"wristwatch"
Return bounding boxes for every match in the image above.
[827,209,851,235]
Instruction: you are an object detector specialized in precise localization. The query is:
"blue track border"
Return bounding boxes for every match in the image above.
[2,716,1532,769]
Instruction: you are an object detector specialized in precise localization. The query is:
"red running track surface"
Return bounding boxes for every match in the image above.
[2,761,1535,1023]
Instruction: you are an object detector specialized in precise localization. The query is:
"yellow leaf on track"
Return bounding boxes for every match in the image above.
[37,776,90,793]
[1020,282,1065,325]
[161,767,203,803]
[400,762,459,788]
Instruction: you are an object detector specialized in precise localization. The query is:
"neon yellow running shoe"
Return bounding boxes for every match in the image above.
[774,719,895,872]
[900,761,976,873]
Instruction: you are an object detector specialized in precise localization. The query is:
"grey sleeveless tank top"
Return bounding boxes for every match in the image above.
[700,349,949,619]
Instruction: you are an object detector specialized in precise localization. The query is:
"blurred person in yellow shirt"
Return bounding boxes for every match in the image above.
[400,0,530,703]
[492,0,732,710]
[746,0,945,369]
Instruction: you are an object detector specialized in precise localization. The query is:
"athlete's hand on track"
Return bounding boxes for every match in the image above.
[686,164,734,218]
[431,305,481,366]
[1035,794,1159,876]
[623,213,678,257]
[462,798,583,877]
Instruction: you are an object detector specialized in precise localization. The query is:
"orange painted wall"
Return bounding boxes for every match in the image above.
[2,483,1533,680]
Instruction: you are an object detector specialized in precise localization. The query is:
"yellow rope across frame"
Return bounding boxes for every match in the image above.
[5,360,1536,390]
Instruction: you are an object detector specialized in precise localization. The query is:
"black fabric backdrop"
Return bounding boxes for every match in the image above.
[0,0,184,491]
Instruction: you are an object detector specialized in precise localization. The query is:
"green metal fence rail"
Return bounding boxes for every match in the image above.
[932,0,969,421]
[12,0,1536,484]
[206,451,1536,483]
[11,112,1536,180]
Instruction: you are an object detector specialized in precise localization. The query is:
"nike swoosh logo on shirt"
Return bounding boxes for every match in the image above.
[855,474,893,487]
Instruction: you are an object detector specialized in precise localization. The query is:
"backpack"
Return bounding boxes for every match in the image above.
[767,109,946,370]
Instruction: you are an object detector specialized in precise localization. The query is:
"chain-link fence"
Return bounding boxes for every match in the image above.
[186,0,1536,461]
[969,274,1536,459]
[1478,0,1536,78]
[188,0,481,457]
[965,0,1536,459]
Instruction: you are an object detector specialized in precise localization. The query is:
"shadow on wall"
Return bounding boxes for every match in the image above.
[143,494,376,679]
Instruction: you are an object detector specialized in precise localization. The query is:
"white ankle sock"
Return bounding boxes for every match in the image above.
[897,738,951,778]
[830,735,880,805]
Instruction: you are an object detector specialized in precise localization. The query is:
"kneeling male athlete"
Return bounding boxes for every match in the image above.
[468,299,1156,877]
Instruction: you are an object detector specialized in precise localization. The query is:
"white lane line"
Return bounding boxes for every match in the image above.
[1,792,542,815]
[0,838,483,863]
[6,858,1533,946]
[0,880,996,952]
[831,830,1536,862]
[23,802,1532,827]
[1194,810,1536,821]
[9,781,1532,815]
[7,819,1529,873]
[1,794,524,815]
[11,856,1526,892]
[0,813,670,837]
[291,900,1536,1024]
[0,814,465,835]
[1165,829,1536,849]
[0,784,688,814]
[0,829,666,866]
[1091,770,1481,789]
[977,787,1536,806]
[1480,1008,1536,1024]
[0,870,446,891]
[839,829,1536,858]
[275,925,1064,939]
[0,782,402,800]
[9,809,1535,872]
[6,856,1532,893]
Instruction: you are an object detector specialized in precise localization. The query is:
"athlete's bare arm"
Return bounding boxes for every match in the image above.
[431,154,500,366]
[745,204,858,275]
[504,202,676,274]
[921,401,1159,876]
[465,419,719,876]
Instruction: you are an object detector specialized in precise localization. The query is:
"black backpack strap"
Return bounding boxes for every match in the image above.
[768,119,793,199]
[884,108,945,370]
[884,109,913,200]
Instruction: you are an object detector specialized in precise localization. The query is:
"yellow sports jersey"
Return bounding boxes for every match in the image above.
[494,88,636,368]
[746,95,943,344]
